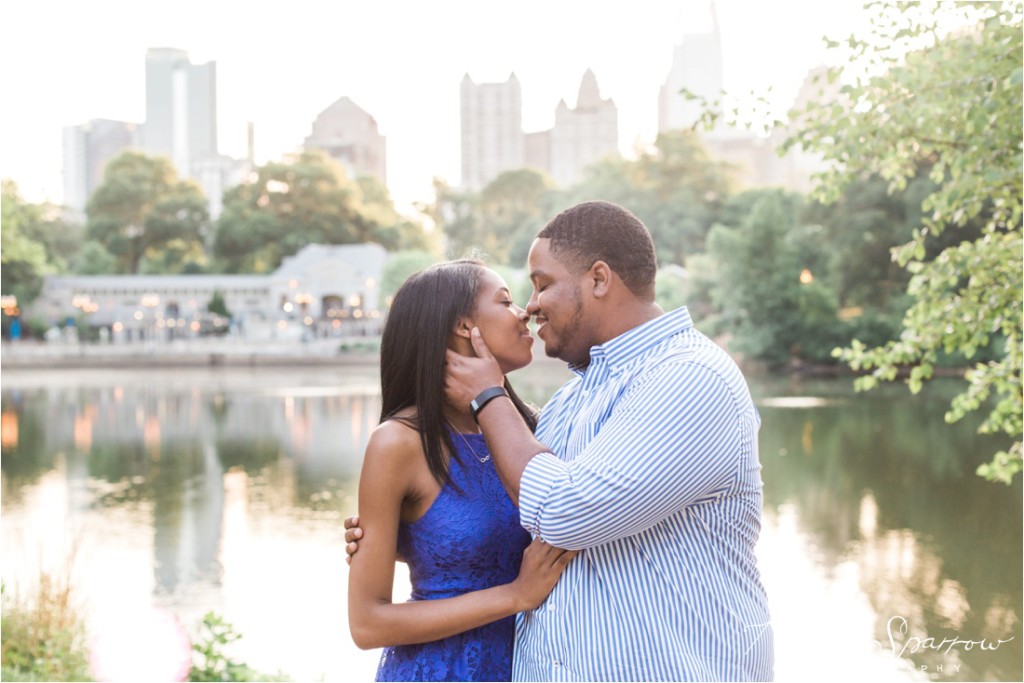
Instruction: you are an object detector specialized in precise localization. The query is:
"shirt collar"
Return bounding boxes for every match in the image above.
[568,306,693,377]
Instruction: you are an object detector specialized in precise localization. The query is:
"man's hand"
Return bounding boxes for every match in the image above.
[445,327,505,410]
[345,514,407,565]
[344,515,363,566]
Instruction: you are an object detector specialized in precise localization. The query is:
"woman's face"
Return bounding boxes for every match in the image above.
[469,268,534,374]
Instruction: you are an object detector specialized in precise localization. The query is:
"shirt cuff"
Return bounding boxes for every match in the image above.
[518,452,566,536]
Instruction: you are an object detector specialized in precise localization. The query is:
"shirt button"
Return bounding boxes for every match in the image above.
[553,661,560,667]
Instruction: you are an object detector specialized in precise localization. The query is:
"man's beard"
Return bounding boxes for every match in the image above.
[545,292,586,363]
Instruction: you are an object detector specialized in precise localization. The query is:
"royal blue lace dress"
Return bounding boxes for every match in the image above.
[375,430,530,682]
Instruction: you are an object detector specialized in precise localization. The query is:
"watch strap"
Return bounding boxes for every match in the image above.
[470,386,509,422]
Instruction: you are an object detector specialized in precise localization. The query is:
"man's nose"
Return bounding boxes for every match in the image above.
[526,291,540,316]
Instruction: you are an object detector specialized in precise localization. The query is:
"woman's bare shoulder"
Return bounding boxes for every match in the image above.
[364,411,422,466]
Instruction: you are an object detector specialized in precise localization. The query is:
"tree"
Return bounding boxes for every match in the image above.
[703,189,843,367]
[86,151,209,274]
[72,241,117,275]
[784,1,1023,482]
[207,290,231,318]
[655,265,689,314]
[424,178,481,260]
[380,250,439,301]
[214,151,432,273]
[428,169,557,265]
[564,131,735,266]
[354,175,437,253]
[1,180,79,305]
[478,169,558,266]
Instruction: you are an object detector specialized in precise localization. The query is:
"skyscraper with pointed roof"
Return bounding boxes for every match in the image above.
[548,69,619,187]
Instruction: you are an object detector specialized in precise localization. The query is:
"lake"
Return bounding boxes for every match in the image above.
[1,360,1020,682]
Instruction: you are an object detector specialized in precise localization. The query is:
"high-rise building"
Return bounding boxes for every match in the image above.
[62,119,139,216]
[303,96,387,184]
[143,48,218,178]
[141,47,242,220]
[523,130,551,175]
[549,69,619,187]
[658,3,724,134]
[460,73,523,190]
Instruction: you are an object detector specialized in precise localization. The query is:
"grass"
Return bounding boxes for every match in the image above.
[2,575,289,682]
[1,571,92,682]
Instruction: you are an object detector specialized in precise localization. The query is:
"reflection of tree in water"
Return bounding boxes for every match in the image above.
[759,378,1022,680]
[0,390,56,495]
[208,392,231,428]
[216,439,280,473]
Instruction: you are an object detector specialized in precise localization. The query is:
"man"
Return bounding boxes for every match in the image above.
[349,200,774,681]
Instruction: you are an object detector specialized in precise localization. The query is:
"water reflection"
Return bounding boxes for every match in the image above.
[754,376,1022,681]
[1,367,1020,682]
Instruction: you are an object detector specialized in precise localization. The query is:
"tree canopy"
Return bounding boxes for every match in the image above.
[429,168,557,265]
[702,189,844,367]
[563,130,735,267]
[1,180,80,305]
[213,150,432,273]
[784,0,1023,482]
[86,151,209,274]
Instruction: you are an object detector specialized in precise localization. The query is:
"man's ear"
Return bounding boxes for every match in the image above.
[589,261,613,299]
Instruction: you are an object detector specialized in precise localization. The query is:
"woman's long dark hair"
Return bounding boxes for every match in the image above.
[379,259,538,487]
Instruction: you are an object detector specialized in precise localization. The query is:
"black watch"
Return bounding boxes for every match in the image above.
[470,386,509,422]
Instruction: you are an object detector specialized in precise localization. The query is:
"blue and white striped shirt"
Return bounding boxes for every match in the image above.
[515,307,774,682]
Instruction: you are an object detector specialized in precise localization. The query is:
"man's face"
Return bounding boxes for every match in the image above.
[526,238,592,366]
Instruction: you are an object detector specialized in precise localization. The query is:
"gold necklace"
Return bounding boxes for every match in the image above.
[448,424,491,463]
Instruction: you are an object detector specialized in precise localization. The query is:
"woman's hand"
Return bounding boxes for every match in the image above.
[510,537,578,612]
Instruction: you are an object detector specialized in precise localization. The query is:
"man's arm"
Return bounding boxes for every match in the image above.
[444,328,549,506]
[516,359,754,550]
[447,329,753,551]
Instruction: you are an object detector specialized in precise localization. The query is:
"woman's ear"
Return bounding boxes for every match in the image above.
[589,261,613,298]
[452,316,474,340]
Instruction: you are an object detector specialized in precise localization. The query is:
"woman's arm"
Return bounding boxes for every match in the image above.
[347,421,576,650]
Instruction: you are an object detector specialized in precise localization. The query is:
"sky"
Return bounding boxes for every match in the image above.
[1,0,873,213]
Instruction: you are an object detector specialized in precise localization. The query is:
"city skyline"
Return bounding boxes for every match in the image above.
[2,1,872,213]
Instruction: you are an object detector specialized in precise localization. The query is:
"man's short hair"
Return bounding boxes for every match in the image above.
[537,200,657,300]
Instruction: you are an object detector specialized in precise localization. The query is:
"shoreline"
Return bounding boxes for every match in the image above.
[0,340,967,380]
[0,338,381,371]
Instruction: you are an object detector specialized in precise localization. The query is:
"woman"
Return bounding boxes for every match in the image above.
[347,259,576,682]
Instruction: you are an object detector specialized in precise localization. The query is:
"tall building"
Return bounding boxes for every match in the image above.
[548,69,619,187]
[658,3,724,134]
[523,130,550,174]
[303,96,387,184]
[143,48,218,179]
[141,47,246,220]
[460,73,523,190]
[62,119,139,216]
[768,65,838,193]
